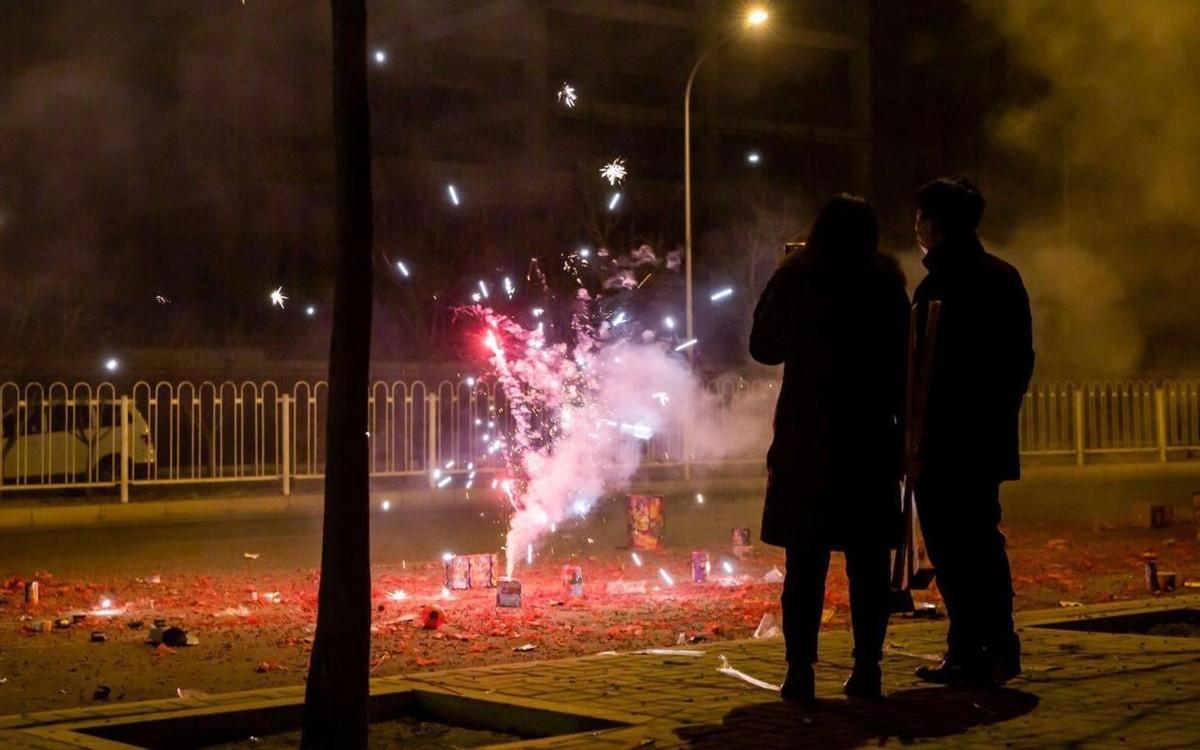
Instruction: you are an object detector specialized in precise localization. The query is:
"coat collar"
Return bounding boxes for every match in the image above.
[922,234,985,272]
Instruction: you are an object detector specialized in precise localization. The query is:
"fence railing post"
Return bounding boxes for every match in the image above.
[1073,388,1085,467]
[427,393,439,488]
[1155,386,1168,463]
[280,394,291,496]
[120,395,130,503]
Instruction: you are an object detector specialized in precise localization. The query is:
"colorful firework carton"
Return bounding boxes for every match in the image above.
[691,551,710,583]
[470,554,497,588]
[730,527,754,559]
[496,577,522,608]
[628,494,664,550]
[444,555,472,590]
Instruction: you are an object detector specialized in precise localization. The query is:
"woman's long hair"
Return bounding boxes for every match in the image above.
[801,194,878,264]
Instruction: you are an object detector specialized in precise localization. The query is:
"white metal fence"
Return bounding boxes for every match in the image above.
[2,379,1199,501]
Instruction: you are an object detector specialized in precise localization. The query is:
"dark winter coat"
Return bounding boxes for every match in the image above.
[750,250,910,549]
[912,235,1034,482]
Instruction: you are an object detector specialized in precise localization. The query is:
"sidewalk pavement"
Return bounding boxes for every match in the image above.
[2,461,1200,533]
[2,594,1198,748]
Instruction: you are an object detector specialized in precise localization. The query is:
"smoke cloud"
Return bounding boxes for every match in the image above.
[973,1,1200,375]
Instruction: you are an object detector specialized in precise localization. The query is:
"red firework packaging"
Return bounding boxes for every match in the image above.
[628,494,664,550]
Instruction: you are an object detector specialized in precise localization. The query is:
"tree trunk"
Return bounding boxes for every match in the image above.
[300,0,373,747]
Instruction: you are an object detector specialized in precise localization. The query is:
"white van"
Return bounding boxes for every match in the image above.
[1,401,155,484]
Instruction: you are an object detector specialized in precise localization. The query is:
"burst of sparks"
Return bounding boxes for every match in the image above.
[674,338,698,352]
[270,287,288,308]
[504,277,516,297]
[599,158,627,186]
[556,82,578,108]
[710,288,734,302]
[387,590,408,601]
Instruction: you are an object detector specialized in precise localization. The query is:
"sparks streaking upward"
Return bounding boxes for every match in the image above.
[468,297,695,578]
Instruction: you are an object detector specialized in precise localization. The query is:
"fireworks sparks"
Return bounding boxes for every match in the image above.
[154,292,171,305]
[305,305,316,317]
[674,338,698,352]
[556,82,578,108]
[599,158,627,186]
[710,288,734,302]
[478,280,490,299]
[663,316,676,330]
[395,260,411,277]
[658,568,675,587]
[381,500,391,511]
[746,151,761,164]
[104,357,120,373]
[696,493,705,504]
[631,552,643,567]
[373,49,387,65]
[447,184,461,206]
[270,286,288,308]
[387,590,408,601]
[608,192,622,211]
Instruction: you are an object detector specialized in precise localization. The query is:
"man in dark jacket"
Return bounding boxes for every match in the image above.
[750,195,910,702]
[910,177,1034,686]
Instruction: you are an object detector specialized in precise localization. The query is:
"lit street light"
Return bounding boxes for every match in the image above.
[683,7,768,367]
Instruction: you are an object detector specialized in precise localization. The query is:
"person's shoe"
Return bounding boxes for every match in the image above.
[989,651,1022,685]
[780,664,816,703]
[842,660,882,699]
[914,658,988,686]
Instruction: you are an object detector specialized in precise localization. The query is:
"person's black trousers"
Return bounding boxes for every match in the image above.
[782,542,891,665]
[916,472,1020,664]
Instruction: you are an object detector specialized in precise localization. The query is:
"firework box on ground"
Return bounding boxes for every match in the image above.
[470,554,497,588]
[628,495,664,550]
[563,565,583,597]
[496,578,522,607]
[691,551,709,583]
[730,527,754,558]
[1133,502,1174,528]
[444,555,472,590]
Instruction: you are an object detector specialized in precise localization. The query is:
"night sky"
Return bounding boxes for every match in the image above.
[2,1,1198,376]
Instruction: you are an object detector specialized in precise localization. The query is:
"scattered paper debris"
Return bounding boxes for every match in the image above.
[716,655,780,691]
[753,612,782,639]
[634,649,706,657]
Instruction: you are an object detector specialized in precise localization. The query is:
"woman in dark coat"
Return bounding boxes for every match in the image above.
[750,195,909,702]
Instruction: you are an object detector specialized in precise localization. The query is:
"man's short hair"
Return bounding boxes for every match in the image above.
[915,177,985,236]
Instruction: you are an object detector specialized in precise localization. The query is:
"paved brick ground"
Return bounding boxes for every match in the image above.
[3,595,1200,748]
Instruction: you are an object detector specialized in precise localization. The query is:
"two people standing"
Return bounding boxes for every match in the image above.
[750,178,1033,702]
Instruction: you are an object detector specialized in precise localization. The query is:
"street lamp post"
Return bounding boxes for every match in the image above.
[683,7,768,368]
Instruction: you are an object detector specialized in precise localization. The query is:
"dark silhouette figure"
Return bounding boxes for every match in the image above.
[910,177,1034,687]
[750,195,910,701]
